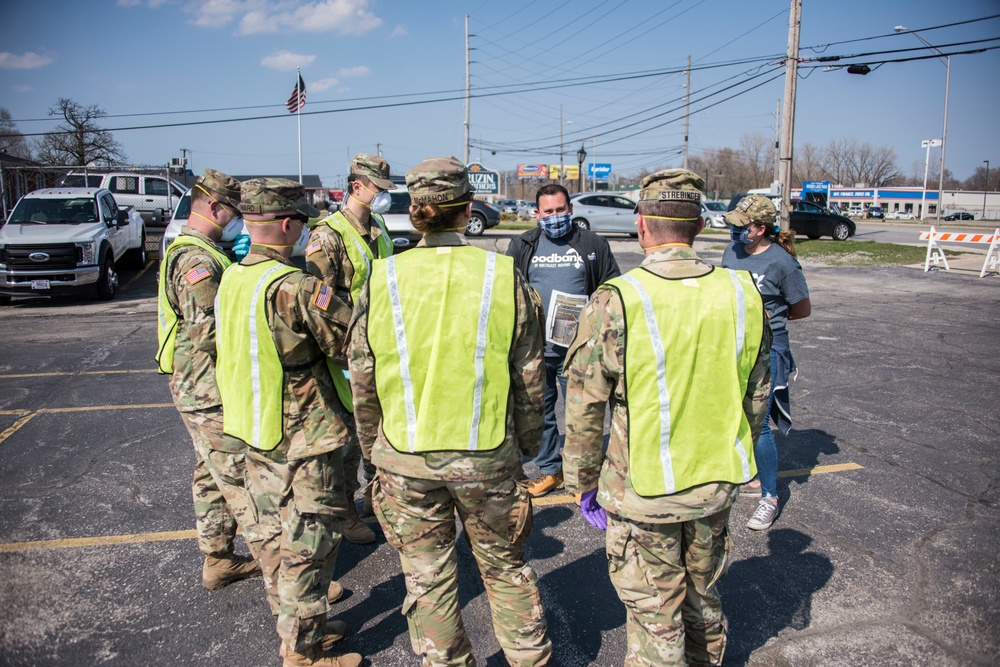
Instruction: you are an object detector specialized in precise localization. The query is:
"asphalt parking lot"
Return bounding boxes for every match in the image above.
[0,236,997,667]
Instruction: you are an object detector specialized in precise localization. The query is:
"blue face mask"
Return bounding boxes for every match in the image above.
[539,212,573,239]
[730,226,751,245]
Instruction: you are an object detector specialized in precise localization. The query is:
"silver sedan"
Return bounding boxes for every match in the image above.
[569,192,638,235]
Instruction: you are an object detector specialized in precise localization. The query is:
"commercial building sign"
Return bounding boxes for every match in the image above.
[517,164,548,179]
[548,164,579,180]
[466,162,499,194]
[588,163,612,181]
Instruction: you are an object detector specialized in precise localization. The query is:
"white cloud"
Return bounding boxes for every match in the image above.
[261,50,316,70]
[310,77,339,92]
[337,65,369,78]
[0,51,55,70]
[201,0,384,35]
[390,24,407,38]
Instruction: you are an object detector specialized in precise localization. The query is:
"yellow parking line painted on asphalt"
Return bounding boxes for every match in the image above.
[0,369,158,379]
[530,462,865,507]
[120,258,155,292]
[778,462,864,477]
[0,412,38,446]
[41,403,174,414]
[0,529,198,553]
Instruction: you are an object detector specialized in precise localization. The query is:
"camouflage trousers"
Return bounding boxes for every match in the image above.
[606,510,733,667]
[245,447,346,652]
[375,469,552,667]
[341,437,376,505]
[179,408,260,558]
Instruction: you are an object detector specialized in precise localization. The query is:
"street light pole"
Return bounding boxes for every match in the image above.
[577,145,587,194]
[985,160,990,219]
[921,139,941,220]
[895,25,950,223]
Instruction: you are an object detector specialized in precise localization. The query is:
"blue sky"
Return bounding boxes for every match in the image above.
[1,0,998,188]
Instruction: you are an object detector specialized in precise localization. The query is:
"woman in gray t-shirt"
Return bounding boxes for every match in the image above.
[722,194,811,532]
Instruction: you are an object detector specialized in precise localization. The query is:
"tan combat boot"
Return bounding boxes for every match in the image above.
[278,620,348,658]
[327,580,344,604]
[281,643,361,667]
[202,554,261,590]
[342,505,376,545]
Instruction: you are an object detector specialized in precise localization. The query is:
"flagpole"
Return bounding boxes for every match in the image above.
[296,68,303,184]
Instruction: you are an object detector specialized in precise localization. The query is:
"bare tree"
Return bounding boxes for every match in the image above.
[792,142,823,184]
[849,142,902,186]
[0,108,32,159]
[740,132,771,188]
[34,98,126,167]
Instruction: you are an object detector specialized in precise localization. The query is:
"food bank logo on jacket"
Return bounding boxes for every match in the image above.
[531,249,583,270]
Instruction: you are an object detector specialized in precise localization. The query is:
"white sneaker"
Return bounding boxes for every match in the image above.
[746,499,778,530]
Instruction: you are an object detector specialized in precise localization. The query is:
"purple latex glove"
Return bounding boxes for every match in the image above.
[579,488,607,531]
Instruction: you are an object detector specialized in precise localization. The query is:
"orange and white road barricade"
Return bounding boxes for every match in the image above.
[919,227,1000,278]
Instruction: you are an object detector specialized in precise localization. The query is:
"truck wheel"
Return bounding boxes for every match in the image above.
[96,254,118,301]
[125,231,147,269]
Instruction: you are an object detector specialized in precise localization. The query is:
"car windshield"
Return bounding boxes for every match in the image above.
[8,197,98,225]
[60,175,103,188]
[173,193,192,221]
[704,202,726,211]
[388,191,411,214]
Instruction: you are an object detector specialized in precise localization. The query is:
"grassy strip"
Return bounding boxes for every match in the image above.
[792,239,965,266]
[497,221,539,231]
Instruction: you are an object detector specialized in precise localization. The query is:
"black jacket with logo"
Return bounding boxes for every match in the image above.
[506,226,621,297]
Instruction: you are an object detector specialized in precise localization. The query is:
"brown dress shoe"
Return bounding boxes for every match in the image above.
[527,472,564,498]
[201,554,261,590]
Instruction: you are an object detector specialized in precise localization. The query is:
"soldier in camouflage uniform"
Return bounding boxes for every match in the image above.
[306,153,396,544]
[348,157,552,667]
[562,169,773,667]
[214,179,361,667]
[155,168,262,590]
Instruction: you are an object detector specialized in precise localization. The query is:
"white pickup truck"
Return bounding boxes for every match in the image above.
[0,187,146,303]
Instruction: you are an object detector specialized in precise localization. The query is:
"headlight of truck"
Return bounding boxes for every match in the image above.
[76,240,97,266]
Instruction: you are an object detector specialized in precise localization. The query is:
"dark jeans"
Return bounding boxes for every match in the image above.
[535,355,568,476]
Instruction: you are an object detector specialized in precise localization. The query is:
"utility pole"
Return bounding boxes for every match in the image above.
[772,99,781,187]
[559,104,565,187]
[464,15,471,165]
[683,55,691,169]
[376,143,382,157]
[777,0,802,230]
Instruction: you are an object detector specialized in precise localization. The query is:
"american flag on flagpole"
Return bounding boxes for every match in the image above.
[285,74,306,113]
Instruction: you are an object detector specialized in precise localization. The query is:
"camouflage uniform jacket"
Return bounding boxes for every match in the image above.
[161,226,229,413]
[240,246,357,460]
[305,207,388,307]
[347,231,546,481]
[563,246,772,523]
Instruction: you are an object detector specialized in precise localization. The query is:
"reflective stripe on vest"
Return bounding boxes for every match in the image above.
[367,247,515,453]
[608,267,764,496]
[214,260,298,450]
[155,235,231,374]
[318,212,392,413]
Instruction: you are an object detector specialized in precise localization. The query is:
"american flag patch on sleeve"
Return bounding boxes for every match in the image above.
[185,266,211,285]
[306,240,322,256]
[312,284,333,311]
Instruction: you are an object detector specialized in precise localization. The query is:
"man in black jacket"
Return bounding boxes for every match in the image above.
[506,184,620,496]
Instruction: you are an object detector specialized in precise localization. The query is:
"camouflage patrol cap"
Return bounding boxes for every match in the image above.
[634,168,704,212]
[351,153,394,190]
[238,177,320,218]
[195,168,241,208]
[724,194,778,228]
[405,156,472,206]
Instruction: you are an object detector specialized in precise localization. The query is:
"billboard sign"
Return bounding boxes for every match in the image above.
[588,163,612,181]
[548,164,579,180]
[517,163,548,179]
[466,162,499,194]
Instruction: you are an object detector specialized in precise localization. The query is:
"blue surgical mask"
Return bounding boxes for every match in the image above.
[730,226,751,245]
[539,212,573,239]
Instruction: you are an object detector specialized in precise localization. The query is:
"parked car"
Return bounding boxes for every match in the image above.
[866,206,884,219]
[59,171,186,226]
[847,204,864,218]
[0,187,146,302]
[495,199,518,215]
[943,211,975,221]
[568,192,638,235]
[467,200,501,236]
[516,201,538,219]
[789,199,856,240]
[381,189,500,246]
[700,200,728,228]
[885,210,915,221]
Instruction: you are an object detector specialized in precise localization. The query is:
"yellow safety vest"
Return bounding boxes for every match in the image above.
[155,235,231,374]
[214,260,298,451]
[367,246,515,453]
[316,211,393,413]
[606,266,765,496]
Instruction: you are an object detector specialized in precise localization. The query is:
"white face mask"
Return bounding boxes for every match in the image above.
[370,191,391,214]
[219,216,245,242]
